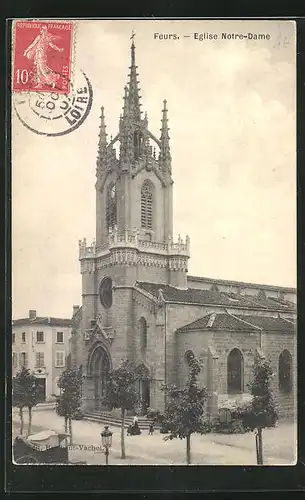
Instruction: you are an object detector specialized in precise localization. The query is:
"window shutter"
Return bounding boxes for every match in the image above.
[141,182,153,229]
[56,351,65,367]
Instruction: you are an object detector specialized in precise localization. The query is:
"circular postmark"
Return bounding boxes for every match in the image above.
[13,70,93,137]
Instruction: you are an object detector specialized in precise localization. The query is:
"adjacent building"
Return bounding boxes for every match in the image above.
[70,40,297,419]
[12,309,72,402]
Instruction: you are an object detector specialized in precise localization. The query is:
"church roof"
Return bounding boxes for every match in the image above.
[187,275,296,293]
[136,282,296,312]
[177,312,296,334]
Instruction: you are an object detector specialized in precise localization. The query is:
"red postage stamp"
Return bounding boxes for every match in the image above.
[12,20,74,94]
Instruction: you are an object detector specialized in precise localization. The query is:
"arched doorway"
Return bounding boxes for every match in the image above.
[135,363,150,415]
[141,379,150,414]
[89,346,111,410]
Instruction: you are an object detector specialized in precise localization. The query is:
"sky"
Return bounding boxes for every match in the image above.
[12,20,296,319]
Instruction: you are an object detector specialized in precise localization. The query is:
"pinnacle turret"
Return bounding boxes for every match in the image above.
[98,106,107,154]
[160,99,171,167]
[96,106,109,174]
[122,86,129,118]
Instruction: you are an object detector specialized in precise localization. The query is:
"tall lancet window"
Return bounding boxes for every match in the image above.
[139,317,148,355]
[227,348,244,394]
[279,350,292,394]
[141,180,153,229]
[106,182,117,231]
[134,131,143,160]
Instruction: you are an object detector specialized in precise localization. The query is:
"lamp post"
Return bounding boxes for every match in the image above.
[100,426,113,465]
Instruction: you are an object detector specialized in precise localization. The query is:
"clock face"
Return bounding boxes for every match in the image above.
[99,277,113,308]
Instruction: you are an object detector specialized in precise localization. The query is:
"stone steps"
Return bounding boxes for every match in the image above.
[83,411,158,429]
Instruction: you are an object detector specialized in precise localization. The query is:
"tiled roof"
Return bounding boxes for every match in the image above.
[12,317,72,327]
[242,294,295,310]
[177,312,296,334]
[178,313,257,332]
[187,275,296,293]
[136,282,296,312]
[234,314,296,333]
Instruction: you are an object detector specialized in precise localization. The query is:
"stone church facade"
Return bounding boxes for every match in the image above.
[71,40,297,419]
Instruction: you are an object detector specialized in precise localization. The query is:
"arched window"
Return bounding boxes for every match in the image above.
[139,317,147,354]
[184,350,195,366]
[106,182,117,231]
[279,350,292,393]
[141,181,153,230]
[227,348,244,394]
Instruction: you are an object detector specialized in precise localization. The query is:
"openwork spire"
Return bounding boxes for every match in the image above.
[160,99,171,165]
[126,37,142,122]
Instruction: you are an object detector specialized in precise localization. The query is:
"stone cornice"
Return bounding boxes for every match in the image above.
[79,230,190,260]
[81,249,188,273]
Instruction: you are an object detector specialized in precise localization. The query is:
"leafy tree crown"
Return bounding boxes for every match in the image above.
[12,366,40,409]
[238,358,278,431]
[161,357,209,439]
[102,360,146,411]
[54,368,83,418]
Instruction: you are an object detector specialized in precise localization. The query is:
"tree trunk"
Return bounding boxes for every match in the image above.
[28,406,32,436]
[69,418,73,445]
[255,432,259,464]
[64,417,68,446]
[19,407,24,435]
[258,427,263,465]
[121,408,126,459]
[186,434,191,465]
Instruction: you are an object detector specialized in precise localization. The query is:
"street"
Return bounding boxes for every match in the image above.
[12,409,297,465]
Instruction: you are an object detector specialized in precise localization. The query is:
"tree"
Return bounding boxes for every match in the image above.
[54,367,83,444]
[238,357,278,465]
[161,356,208,465]
[12,366,40,436]
[102,359,144,459]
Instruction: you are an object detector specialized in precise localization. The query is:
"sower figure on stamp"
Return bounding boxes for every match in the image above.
[23,26,63,89]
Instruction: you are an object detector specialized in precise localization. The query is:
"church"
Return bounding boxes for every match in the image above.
[70,39,297,420]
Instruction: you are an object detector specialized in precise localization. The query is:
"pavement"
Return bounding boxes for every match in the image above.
[12,408,297,466]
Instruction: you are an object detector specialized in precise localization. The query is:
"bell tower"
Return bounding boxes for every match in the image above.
[79,38,191,320]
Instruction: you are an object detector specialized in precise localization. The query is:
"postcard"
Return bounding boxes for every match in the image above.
[11,19,296,467]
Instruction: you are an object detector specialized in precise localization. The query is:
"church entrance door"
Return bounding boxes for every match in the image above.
[141,379,150,415]
[90,346,111,411]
